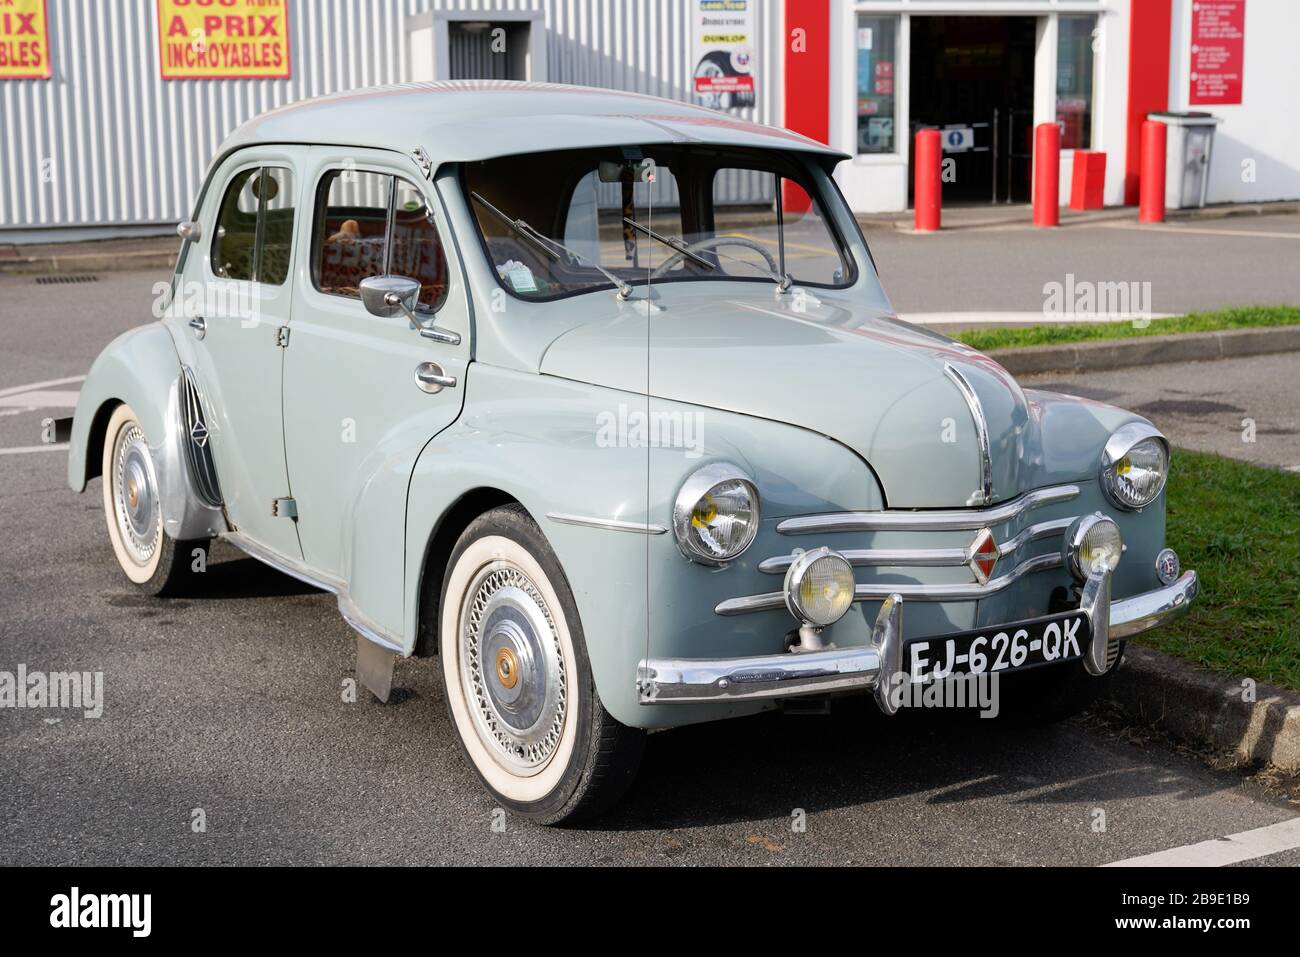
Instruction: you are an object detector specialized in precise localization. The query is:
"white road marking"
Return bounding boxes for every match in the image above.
[899,311,1175,326]
[1093,221,1300,241]
[0,375,85,399]
[1102,816,1300,867]
[0,443,70,456]
[0,389,80,409]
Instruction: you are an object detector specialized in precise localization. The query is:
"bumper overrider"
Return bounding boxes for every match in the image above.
[635,567,1199,711]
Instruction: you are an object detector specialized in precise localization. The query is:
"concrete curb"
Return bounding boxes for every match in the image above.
[988,325,1300,376]
[0,247,176,276]
[1105,645,1300,772]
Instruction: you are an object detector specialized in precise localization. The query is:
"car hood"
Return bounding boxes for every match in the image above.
[539,287,1114,508]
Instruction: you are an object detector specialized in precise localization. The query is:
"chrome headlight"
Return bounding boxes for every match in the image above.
[784,547,855,626]
[672,463,760,565]
[1064,513,1123,580]
[1100,423,1169,510]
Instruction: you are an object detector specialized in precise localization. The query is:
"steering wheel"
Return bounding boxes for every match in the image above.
[651,235,780,279]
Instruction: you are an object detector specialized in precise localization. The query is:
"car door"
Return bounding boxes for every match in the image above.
[281,147,470,634]
[184,150,304,561]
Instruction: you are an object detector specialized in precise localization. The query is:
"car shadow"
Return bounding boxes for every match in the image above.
[175,543,324,600]
[583,696,1239,832]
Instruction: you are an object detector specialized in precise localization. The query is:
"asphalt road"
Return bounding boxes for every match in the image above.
[1026,354,1300,474]
[864,210,1300,317]
[2,267,1299,866]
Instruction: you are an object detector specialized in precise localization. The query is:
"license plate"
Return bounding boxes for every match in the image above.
[904,611,1091,683]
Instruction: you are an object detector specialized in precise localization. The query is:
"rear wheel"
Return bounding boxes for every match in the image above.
[100,403,208,596]
[437,505,644,825]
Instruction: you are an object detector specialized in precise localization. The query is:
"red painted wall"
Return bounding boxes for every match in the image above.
[783,0,831,146]
[1124,0,1173,205]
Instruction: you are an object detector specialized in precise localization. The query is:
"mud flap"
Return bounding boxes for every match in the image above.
[356,634,396,703]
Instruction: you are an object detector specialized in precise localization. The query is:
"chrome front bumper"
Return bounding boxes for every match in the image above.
[635,569,1198,707]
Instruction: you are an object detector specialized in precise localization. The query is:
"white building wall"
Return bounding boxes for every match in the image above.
[830,0,1124,214]
[1166,0,1300,205]
[0,0,783,239]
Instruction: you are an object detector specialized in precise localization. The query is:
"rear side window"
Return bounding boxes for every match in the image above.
[210,166,296,285]
[312,169,449,313]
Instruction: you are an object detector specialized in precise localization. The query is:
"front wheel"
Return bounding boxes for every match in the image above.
[100,403,208,596]
[437,505,644,825]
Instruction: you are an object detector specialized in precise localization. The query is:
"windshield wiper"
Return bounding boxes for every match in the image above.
[471,191,634,301]
[624,216,793,293]
[621,217,715,271]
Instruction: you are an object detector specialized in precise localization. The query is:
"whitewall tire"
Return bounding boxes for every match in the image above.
[437,504,643,824]
[100,403,207,596]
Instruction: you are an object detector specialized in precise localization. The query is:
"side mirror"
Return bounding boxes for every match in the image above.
[358,275,462,346]
[177,220,202,242]
[359,275,421,320]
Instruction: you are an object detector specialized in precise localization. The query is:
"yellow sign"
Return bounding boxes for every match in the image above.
[0,0,51,79]
[157,0,291,80]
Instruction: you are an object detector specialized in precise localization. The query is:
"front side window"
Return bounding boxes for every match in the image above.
[856,15,898,155]
[312,170,449,312]
[463,145,856,302]
[210,166,295,284]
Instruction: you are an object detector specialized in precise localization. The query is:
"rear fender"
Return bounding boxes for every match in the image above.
[68,323,227,541]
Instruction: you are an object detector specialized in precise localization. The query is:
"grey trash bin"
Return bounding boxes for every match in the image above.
[1148,111,1221,210]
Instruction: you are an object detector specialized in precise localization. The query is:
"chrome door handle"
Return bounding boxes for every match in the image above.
[415,362,456,394]
[188,316,206,340]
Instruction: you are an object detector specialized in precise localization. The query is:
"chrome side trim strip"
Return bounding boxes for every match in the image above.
[546,512,668,535]
[776,484,1080,535]
[757,517,1076,575]
[222,532,406,655]
[716,553,1063,616]
[943,362,994,506]
[997,516,1075,557]
[759,546,967,574]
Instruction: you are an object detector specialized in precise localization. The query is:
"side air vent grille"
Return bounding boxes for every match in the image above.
[181,368,223,508]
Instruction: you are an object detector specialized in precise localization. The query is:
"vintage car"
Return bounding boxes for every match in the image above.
[68,82,1198,824]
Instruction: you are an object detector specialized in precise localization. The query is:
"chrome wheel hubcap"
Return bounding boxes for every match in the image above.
[460,561,566,774]
[113,423,161,565]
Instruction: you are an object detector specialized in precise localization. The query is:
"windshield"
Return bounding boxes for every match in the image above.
[462,145,857,302]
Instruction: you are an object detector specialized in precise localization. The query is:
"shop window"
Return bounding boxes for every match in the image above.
[1056,15,1097,151]
[856,15,898,155]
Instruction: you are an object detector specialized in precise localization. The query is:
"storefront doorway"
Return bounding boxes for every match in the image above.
[908,16,1038,204]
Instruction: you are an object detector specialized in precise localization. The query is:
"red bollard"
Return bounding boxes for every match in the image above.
[914,129,942,232]
[1138,120,1167,223]
[1032,123,1060,227]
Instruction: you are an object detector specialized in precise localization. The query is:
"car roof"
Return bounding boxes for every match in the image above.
[219,80,849,167]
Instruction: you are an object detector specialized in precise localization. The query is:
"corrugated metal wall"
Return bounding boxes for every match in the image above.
[0,0,783,235]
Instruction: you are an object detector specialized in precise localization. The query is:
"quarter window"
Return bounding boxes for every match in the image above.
[210,166,296,285]
[312,170,449,313]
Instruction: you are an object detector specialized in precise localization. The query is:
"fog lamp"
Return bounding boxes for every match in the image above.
[784,547,855,627]
[1064,514,1123,581]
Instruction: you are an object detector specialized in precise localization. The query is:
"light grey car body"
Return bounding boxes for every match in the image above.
[67,82,1197,730]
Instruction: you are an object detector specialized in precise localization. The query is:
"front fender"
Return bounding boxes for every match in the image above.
[68,322,226,541]
[404,364,888,729]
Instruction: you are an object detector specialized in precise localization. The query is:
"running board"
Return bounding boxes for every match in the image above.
[221,532,404,702]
